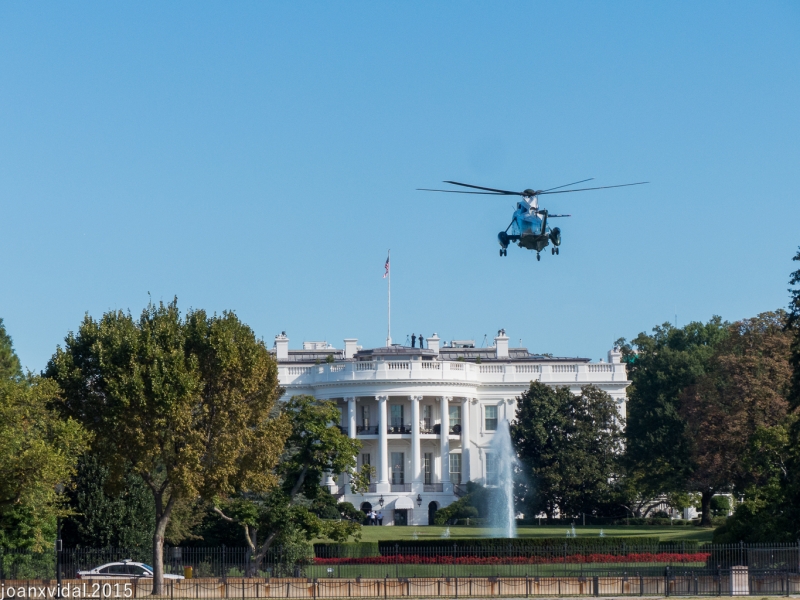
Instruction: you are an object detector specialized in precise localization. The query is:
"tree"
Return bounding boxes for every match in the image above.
[0,376,90,549]
[212,396,365,576]
[0,318,22,381]
[46,300,290,593]
[511,382,623,519]
[62,455,155,550]
[679,311,792,525]
[616,318,729,503]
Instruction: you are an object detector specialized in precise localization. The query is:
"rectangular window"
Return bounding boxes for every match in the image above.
[423,453,432,485]
[422,405,432,431]
[449,405,461,432]
[361,405,370,427]
[390,404,404,430]
[485,405,498,431]
[361,453,371,482]
[449,453,462,485]
[485,452,497,485]
[391,452,405,484]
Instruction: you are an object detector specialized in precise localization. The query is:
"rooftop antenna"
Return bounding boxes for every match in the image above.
[480,334,488,347]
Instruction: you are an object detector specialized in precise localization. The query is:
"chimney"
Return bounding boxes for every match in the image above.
[344,338,358,359]
[495,329,509,359]
[274,332,289,361]
[427,333,440,355]
[608,347,622,364]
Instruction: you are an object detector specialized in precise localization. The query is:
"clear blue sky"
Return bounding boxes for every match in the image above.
[2,2,799,371]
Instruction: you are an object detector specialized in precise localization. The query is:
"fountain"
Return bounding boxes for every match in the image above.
[487,419,519,538]
[599,528,605,537]
[441,527,451,538]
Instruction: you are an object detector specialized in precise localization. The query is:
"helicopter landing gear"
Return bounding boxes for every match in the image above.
[536,253,540,261]
[556,247,559,255]
[499,248,507,257]
[551,247,555,255]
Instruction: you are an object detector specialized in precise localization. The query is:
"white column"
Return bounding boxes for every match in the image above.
[343,397,357,495]
[347,397,357,439]
[440,396,452,493]
[411,395,422,491]
[461,398,472,484]
[377,395,390,492]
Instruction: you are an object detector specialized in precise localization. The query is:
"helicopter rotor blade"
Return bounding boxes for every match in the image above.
[546,214,571,218]
[443,181,521,195]
[417,188,508,195]
[538,182,648,195]
[540,178,594,193]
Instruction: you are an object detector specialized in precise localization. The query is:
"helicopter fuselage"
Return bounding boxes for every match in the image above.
[498,197,560,253]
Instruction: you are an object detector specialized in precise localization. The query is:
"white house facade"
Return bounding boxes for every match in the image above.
[274,331,630,526]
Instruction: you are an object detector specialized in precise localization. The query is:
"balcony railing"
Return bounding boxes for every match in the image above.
[423,483,444,492]
[279,360,626,385]
[390,483,411,492]
[356,425,379,435]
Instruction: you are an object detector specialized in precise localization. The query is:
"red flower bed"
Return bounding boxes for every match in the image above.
[315,552,711,566]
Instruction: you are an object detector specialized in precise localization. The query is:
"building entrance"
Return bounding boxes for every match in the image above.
[428,502,438,525]
[394,509,408,526]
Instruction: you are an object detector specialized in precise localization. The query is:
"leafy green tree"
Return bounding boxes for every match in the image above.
[0,318,22,381]
[46,300,290,592]
[213,396,364,576]
[62,455,155,549]
[616,318,729,503]
[0,376,90,549]
[512,382,623,519]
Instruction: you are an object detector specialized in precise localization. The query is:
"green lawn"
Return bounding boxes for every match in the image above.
[349,524,714,543]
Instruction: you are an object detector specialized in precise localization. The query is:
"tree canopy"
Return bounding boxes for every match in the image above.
[46,300,289,591]
[512,382,623,519]
[616,318,729,499]
[0,318,22,381]
[213,395,365,575]
[0,375,90,549]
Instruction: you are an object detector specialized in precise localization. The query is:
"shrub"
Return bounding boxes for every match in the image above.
[378,537,665,554]
[313,541,380,558]
[315,552,711,566]
[710,496,731,517]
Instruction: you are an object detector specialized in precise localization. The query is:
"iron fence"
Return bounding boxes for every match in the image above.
[1,542,798,597]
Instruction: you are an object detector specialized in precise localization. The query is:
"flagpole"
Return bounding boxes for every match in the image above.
[386,249,391,346]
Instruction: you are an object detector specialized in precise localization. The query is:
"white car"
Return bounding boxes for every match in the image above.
[77,560,185,580]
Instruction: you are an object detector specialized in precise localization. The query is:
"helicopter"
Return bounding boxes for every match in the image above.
[419,179,647,260]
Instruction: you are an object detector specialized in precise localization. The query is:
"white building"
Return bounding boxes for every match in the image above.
[274,331,630,526]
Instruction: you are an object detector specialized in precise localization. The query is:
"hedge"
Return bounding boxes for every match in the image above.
[313,542,379,558]
[378,537,666,553]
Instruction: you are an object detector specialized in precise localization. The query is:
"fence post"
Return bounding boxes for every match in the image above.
[665,566,670,597]
[170,579,174,600]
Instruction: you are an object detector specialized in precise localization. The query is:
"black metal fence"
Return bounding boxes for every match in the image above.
[1,542,798,596]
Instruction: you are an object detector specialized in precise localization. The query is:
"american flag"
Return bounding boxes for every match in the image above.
[383,254,390,278]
